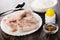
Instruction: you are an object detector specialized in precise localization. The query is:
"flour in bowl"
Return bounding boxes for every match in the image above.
[31,0,57,11]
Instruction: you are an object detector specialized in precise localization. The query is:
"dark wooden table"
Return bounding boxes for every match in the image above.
[0,0,60,40]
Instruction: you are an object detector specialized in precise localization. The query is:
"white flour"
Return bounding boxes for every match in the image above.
[31,0,57,9]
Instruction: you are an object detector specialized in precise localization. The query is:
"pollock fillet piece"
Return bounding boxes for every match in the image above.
[3,10,38,32]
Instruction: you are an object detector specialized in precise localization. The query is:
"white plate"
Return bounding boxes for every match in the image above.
[0,10,42,36]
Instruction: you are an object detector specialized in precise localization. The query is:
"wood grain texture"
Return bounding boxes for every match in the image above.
[0,0,60,40]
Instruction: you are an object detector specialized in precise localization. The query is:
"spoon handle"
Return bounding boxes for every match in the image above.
[0,2,25,16]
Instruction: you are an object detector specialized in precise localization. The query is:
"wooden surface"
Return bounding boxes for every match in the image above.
[0,0,60,40]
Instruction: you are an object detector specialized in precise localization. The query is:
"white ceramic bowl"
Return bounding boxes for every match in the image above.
[43,23,59,34]
[30,0,58,12]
